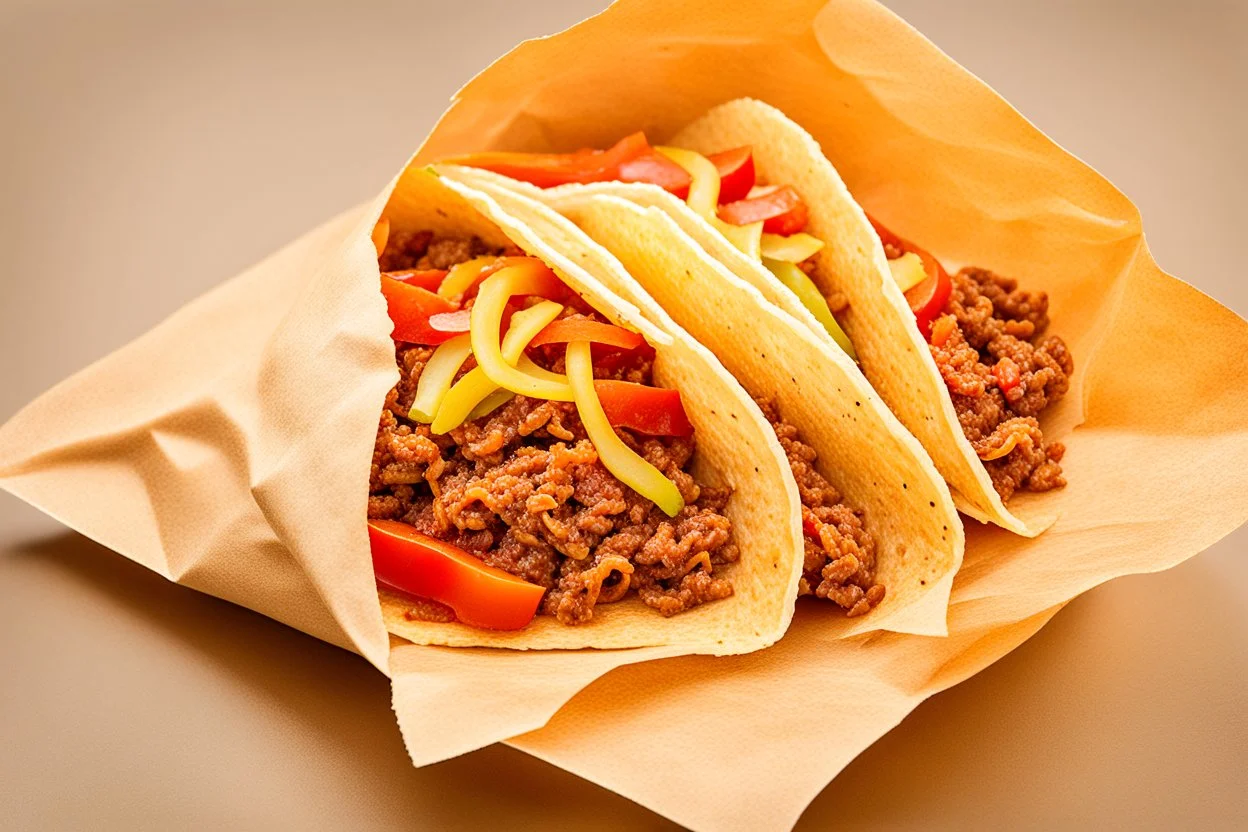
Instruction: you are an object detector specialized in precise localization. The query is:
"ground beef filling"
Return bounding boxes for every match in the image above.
[919,263,1074,501]
[369,232,738,625]
[754,398,884,617]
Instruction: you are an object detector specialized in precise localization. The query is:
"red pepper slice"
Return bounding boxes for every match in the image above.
[866,214,953,340]
[380,275,460,345]
[451,132,691,200]
[616,151,694,201]
[528,318,645,351]
[718,185,810,235]
[594,380,693,437]
[383,269,448,292]
[707,146,756,204]
[369,520,544,631]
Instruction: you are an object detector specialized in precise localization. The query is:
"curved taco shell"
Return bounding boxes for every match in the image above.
[440,164,964,639]
[670,98,1053,535]
[377,165,804,654]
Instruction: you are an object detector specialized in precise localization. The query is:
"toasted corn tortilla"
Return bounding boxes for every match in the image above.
[670,98,1054,536]
[439,165,964,639]
[377,165,804,653]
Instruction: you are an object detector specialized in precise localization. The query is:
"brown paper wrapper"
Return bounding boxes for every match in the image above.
[2,0,1246,829]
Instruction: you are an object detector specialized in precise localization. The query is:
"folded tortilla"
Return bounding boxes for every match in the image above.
[436,165,965,638]
[666,99,1057,535]
[377,165,805,653]
[443,98,1059,536]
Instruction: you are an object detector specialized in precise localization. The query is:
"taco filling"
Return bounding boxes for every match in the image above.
[754,398,883,616]
[366,228,743,630]
[368,221,883,628]
[450,135,857,358]
[870,218,1073,501]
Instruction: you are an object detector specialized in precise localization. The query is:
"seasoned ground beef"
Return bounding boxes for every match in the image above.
[370,231,738,625]
[754,398,883,617]
[925,265,1073,501]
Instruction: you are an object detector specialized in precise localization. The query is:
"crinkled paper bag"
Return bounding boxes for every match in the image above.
[2,0,1247,831]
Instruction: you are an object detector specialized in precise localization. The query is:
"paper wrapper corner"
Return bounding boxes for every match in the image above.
[2,0,1247,830]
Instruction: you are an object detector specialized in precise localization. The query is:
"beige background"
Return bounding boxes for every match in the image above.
[1,0,1245,828]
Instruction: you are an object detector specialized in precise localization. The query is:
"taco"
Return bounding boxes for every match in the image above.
[447,98,1070,536]
[435,165,964,638]
[369,165,811,653]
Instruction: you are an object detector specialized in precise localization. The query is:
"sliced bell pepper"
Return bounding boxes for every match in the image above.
[471,268,575,402]
[433,300,567,434]
[384,269,448,292]
[719,185,810,236]
[369,519,544,631]
[708,146,755,204]
[656,146,764,258]
[656,146,720,214]
[465,388,515,422]
[566,341,684,518]
[527,318,645,351]
[409,333,473,423]
[380,275,460,345]
[886,252,927,293]
[437,257,500,301]
[866,214,953,339]
[449,132,691,200]
[594,381,693,437]
[759,232,824,263]
[615,151,695,200]
[764,259,857,360]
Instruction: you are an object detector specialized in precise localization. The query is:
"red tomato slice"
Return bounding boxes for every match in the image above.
[718,185,809,235]
[707,146,755,204]
[383,269,448,292]
[527,318,646,351]
[368,520,544,631]
[380,275,460,345]
[594,381,693,437]
[865,214,953,339]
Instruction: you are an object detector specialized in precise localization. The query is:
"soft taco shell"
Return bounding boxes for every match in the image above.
[377,165,804,653]
[439,165,964,639]
[670,98,1052,535]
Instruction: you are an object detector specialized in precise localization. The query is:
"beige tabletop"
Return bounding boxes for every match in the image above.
[1,0,1245,828]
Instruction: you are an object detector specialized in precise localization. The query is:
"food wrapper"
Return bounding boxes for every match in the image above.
[2,0,1246,829]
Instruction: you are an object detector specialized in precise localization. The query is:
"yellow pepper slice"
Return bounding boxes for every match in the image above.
[566,341,684,517]
[764,259,857,360]
[657,146,764,258]
[471,269,575,402]
[465,389,515,422]
[432,300,566,434]
[409,333,472,423]
[887,252,928,293]
[760,232,825,263]
[437,256,498,302]
[655,146,720,213]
